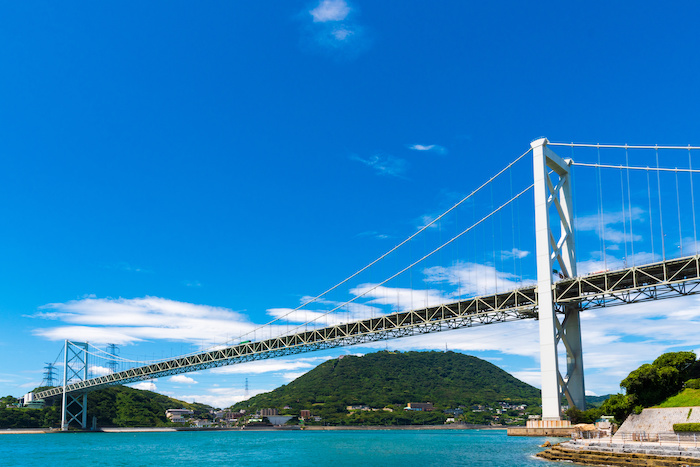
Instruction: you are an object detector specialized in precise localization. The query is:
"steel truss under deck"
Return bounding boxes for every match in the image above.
[33,254,700,403]
[554,254,700,310]
[33,286,539,400]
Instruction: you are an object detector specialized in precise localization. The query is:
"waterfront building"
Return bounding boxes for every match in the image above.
[346,405,370,411]
[406,402,433,412]
[165,408,194,423]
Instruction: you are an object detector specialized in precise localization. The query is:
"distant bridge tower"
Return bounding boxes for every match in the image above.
[61,340,89,431]
[532,138,585,421]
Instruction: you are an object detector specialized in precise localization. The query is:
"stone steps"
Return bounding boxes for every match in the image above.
[537,445,700,466]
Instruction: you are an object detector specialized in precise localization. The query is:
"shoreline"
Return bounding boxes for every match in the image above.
[303,424,506,431]
[0,424,508,434]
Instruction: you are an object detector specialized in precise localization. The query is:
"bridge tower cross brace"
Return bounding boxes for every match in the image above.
[531,138,585,420]
[61,340,89,431]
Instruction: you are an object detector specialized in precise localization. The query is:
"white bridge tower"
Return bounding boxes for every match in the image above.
[532,138,585,421]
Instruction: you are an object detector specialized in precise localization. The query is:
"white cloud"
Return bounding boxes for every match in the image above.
[89,365,113,376]
[417,214,440,230]
[211,356,332,375]
[267,295,383,326]
[510,370,542,388]
[19,381,42,389]
[282,371,307,381]
[349,283,453,313]
[423,261,530,296]
[501,248,530,259]
[170,375,197,385]
[303,0,368,57]
[310,0,350,22]
[30,296,266,345]
[178,387,269,408]
[131,381,157,391]
[408,144,448,155]
[357,231,390,240]
[576,208,644,244]
[350,153,408,178]
[578,250,656,275]
[105,262,152,274]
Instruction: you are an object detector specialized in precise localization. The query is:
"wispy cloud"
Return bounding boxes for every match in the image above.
[350,153,408,178]
[501,248,530,259]
[177,386,268,408]
[89,365,112,376]
[310,0,350,22]
[423,261,529,296]
[357,231,390,240]
[170,375,197,385]
[104,262,152,274]
[416,214,440,230]
[19,381,42,389]
[131,381,157,391]
[577,208,644,244]
[348,283,452,313]
[408,144,448,155]
[211,356,332,376]
[30,297,264,345]
[302,0,368,58]
[577,250,656,274]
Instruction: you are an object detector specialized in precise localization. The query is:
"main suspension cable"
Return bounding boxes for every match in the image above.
[237,147,533,341]
[285,183,536,335]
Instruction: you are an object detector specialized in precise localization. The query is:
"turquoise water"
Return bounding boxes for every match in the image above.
[0,429,569,466]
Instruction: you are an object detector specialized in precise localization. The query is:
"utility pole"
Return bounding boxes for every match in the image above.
[43,362,57,387]
[106,343,119,374]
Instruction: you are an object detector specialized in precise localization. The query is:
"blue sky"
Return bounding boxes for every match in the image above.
[2,1,700,407]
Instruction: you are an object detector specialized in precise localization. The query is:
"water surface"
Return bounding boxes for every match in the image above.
[0,429,570,466]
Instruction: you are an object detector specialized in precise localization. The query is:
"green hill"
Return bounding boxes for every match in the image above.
[87,385,213,427]
[233,351,540,425]
[0,386,213,429]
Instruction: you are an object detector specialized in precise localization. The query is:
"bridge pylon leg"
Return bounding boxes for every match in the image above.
[532,138,585,421]
[60,340,89,431]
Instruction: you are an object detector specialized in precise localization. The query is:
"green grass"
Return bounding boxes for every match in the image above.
[656,388,700,408]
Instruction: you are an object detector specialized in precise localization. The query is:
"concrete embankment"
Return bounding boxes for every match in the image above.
[537,442,700,466]
[303,424,502,431]
[1,424,503,434]
[0,428,55,435]
[616,407,700,435]
[537,407,700,466]
[507,426,573,436]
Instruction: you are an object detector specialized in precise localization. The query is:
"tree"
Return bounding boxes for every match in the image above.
[566,406,602,424]
[621,351,697,408]
[599,394,633,424]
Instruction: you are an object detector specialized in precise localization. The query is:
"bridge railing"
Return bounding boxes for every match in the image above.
[34,254,700,401]
[33,284,539,399]
[554,254,700,309]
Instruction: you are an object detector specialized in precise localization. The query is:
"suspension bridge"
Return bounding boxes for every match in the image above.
[26,138,700,431]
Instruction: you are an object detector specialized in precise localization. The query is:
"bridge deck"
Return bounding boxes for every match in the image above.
[34,254,700,399]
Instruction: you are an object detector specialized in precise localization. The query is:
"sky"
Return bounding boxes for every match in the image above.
[1,0,700,408]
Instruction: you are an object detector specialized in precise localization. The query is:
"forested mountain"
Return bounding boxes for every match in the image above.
[0,386,212,429]
[233,351,540,424]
